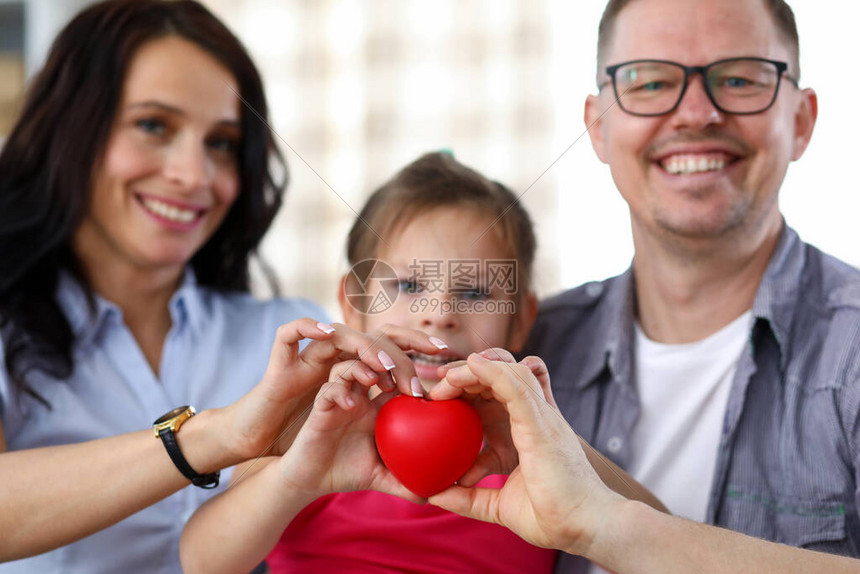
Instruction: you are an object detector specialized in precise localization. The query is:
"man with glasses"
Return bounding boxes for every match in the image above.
[524,0,860,570]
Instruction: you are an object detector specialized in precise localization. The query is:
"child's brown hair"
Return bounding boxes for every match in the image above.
[346,152,537,294]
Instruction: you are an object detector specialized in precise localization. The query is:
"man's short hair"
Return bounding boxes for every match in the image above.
[596,0,801,81]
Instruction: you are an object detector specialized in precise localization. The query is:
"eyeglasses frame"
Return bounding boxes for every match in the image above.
[603,57,800,117]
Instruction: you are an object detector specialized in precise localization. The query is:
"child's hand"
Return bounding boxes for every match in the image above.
[275,360,423,503]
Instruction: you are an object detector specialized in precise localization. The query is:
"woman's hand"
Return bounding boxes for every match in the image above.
[223,319,448,461]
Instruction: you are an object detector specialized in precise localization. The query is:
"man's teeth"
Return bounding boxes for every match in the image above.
[412,353,456,366]
[142,198,198,223]
[663,155,727,175]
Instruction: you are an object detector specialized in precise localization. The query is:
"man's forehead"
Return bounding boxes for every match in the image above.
[605,0,788,64]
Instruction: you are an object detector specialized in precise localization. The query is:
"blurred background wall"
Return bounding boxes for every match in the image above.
[2,0,858,319]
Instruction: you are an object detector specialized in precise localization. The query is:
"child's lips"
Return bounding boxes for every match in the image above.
[408,351,464,381]
[409,351,463,365]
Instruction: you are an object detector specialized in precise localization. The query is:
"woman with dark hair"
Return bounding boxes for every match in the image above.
[0,1,438,571]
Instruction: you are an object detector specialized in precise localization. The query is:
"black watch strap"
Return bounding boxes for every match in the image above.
[158,427,220,489]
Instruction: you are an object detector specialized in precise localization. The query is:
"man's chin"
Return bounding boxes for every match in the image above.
[652,205,749,241]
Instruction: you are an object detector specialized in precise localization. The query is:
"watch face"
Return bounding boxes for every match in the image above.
[154,406,192,425]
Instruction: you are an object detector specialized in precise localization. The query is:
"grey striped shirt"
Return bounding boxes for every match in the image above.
[525,225,860,572]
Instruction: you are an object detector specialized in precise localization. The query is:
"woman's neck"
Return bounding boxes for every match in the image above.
[80,259,183,376]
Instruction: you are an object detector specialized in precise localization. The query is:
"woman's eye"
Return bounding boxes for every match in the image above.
[398,279,422,294]
[207,136,240,155]
[135,118,166,135]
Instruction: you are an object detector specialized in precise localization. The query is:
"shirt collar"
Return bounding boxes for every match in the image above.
[749,224,804,371]
[574,268,636,390]
[575,224,804,389]
[55,272,119,350]
[168,268,207,339]
[56,268,206,348]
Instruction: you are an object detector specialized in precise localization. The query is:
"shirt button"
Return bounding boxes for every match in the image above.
[585,282,603,298]
[606,436,623,453]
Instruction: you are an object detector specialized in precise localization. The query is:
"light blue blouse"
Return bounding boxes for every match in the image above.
[0,271,328,573]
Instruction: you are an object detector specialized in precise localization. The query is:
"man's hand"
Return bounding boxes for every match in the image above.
[433,349,560,486]
[428,353,621,556]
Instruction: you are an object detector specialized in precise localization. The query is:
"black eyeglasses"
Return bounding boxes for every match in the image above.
[602,57,800,117]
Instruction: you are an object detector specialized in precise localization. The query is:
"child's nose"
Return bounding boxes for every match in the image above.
[419,296,460,331]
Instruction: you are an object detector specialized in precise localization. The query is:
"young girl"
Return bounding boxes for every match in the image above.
[270,151,553,573]
[180,152,664,573]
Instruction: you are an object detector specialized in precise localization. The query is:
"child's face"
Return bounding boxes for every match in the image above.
[340,206,537,392]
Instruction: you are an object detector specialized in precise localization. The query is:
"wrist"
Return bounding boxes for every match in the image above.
[579,498,660,571]
[273,455,326,509]
[175,408,241,474]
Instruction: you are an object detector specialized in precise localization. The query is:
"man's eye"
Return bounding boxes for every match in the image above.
[638,81,668,92]
[724,77,753,88]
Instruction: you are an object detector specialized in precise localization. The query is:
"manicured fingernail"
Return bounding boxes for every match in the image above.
[429,337,448,350]
[411,376,424,398]
[378,350,396,371]
[317,322,336,334]
[345,395,356,408]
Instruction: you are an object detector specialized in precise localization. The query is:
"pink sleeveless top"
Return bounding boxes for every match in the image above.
[267,475,558,573]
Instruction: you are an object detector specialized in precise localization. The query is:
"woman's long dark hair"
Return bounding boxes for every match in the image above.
[0,0,287,400]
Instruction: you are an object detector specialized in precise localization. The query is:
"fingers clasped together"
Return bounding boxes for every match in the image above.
[283,328,616,552]
[231,318,621,561]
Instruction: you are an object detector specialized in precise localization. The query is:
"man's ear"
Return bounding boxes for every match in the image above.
[507,292,539,353]
[337,274,365,330]
[791,87,818,161]
[585,94,609,164]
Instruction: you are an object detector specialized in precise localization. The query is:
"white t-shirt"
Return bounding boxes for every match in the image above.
[588,311,752,574]
[627,310,753,521]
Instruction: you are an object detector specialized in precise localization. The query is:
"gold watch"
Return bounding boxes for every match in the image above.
[153,405,220,488]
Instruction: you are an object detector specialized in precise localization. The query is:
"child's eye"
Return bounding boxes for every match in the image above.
[135,117,166,136]
[460,288,489,301]
[398,279,423,294]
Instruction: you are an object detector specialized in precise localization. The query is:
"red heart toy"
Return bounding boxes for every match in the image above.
[375,395,483,497]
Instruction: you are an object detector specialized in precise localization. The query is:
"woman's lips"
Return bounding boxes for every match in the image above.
[136,193,207,230]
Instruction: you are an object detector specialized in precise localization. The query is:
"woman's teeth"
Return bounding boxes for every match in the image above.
[662,155,727,175]
[142,198,198,223]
